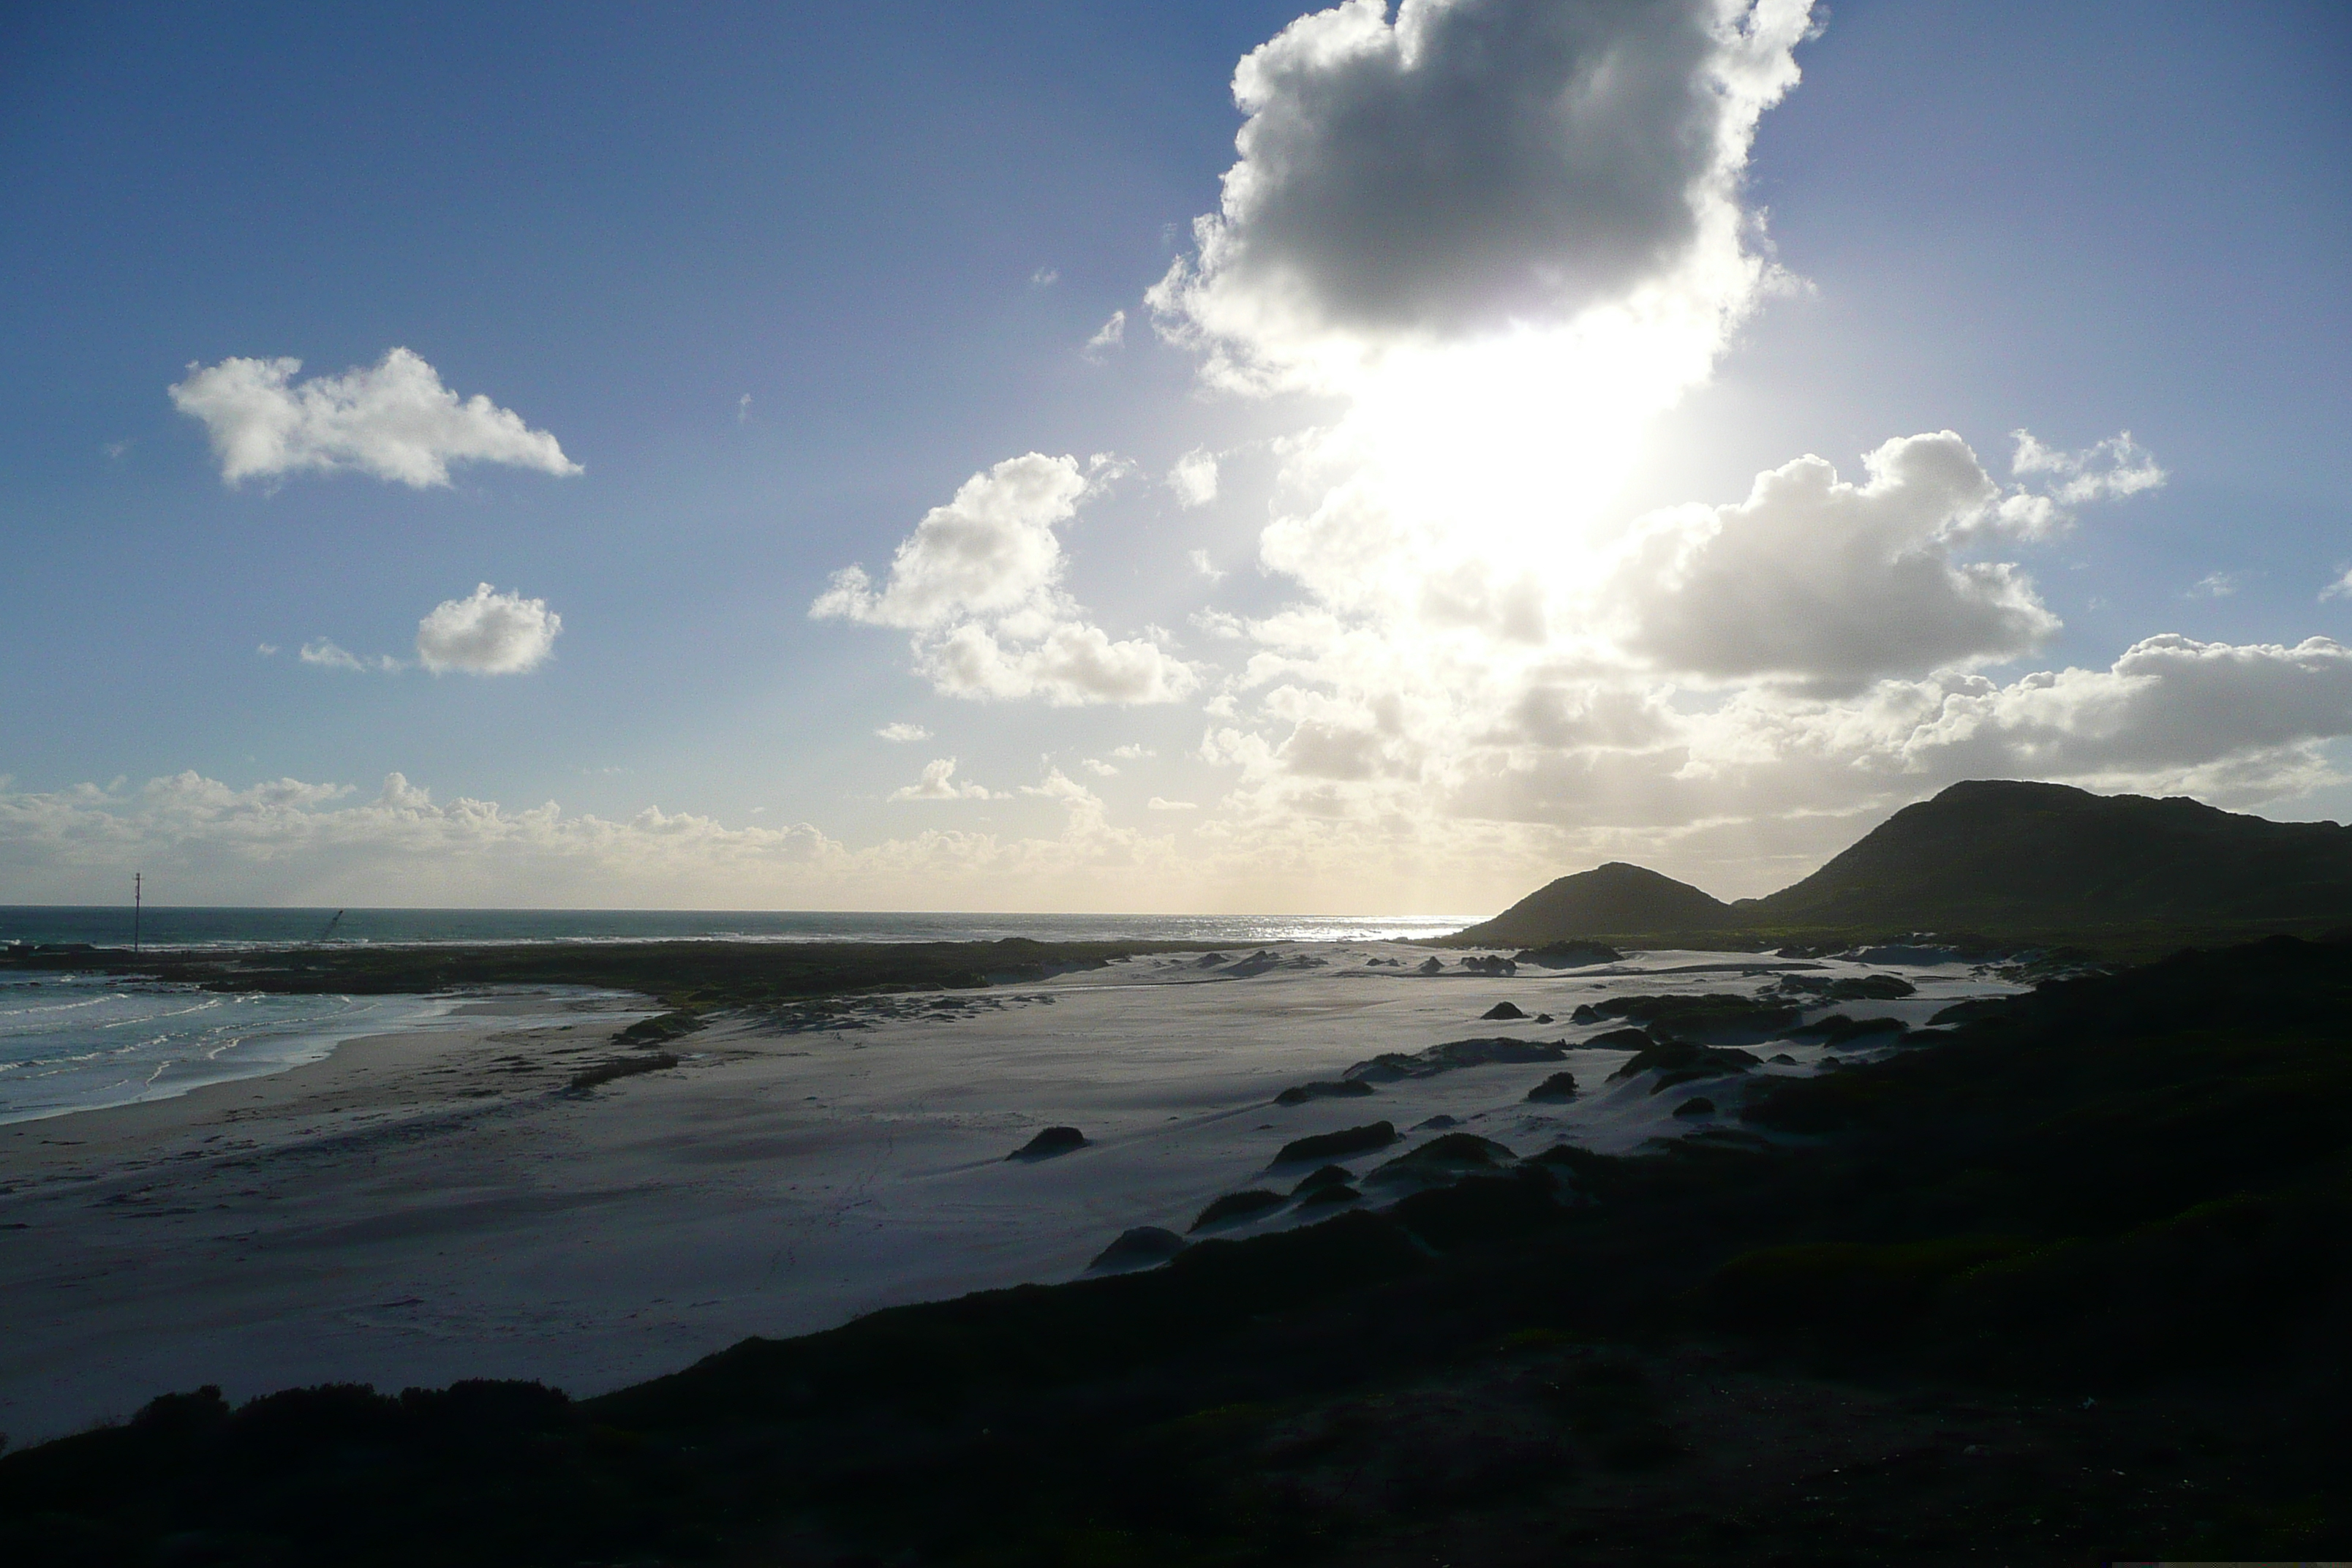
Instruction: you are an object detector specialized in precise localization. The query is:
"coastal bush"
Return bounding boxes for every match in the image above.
[1273,1123,1396,1164]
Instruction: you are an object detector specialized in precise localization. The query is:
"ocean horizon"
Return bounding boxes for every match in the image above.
[0,906,1482,953]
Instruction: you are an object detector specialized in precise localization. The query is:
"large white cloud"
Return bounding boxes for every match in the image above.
[415,584,563,675]
[1151,0,1814,380]
[813,454,1196,706]
[888,758,999,802]
[169,349,581,488]
[1609,431,2062,687]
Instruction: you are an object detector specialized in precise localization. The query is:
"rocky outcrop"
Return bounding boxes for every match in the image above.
[1007,1126,1087,1161]
[1274,1122,1398,1164]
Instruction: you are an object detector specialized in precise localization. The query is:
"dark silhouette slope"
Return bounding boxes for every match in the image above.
[1454,780,2352,945]
[1745,779,2352,930]
[1452,862,1735,945]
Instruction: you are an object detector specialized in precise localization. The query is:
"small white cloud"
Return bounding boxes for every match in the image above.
[889,758,999,802]
[736,393,752,424]
[256,643,279,657]
[103,440,132,460]
[1146,797,1198,812]
[1191,608,1248,641]
[1085,310,1127,359]
[1030,266,1060,287]
[415,584,562,675]
[1167,449,1220,508]
[299,639,399,674]
[1188,548,1226,582]
[875,722,931,743]
[169,348,581,488]
[2188,571,2250,599]
[1111,744,1155,761]
[2010,429,2167,505]
[2322,569,2352,603]
[1081,758,1119,777]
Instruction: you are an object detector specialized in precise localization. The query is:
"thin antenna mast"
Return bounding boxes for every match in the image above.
[133,872,142,955]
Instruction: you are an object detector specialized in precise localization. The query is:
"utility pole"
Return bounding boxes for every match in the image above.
[133,872,142,955]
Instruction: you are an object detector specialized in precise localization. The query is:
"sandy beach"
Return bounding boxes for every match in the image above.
[0,943,2011,1444]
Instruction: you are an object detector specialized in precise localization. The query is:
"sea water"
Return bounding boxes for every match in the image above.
[0,972,459,1126]
[0,907,1476,950]
[0,908,1479,1123]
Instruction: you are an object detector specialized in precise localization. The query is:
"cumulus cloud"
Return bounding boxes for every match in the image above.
[813,453,1196,706]
[0,769,1195,908]
[1150,0,1814,380]
[169,349,580,488]
[1611,432,2060,687]
[2321,569,2352,603]
[1147,797,1199,812]
[875,723,931,743]
[888,758,999,802]
[415,584,562,675]
[1081,758,1119,777]
[1112,744,1155,761]
[1168,449,1221,508]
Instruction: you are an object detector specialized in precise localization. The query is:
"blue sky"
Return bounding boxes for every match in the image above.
[3,1,2348,911]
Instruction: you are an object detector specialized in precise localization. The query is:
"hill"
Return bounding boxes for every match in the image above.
[1455,780,2352,946]
[1450,861,1735,946]
[1745,779,2352,931]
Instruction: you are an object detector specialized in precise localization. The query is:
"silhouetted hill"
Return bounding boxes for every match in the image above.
[1451,862,1735,946]
[1744,780,2352,930]
[1455,780,2352,945]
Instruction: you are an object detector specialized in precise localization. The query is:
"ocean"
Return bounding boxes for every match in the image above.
[0,907,1477,1124]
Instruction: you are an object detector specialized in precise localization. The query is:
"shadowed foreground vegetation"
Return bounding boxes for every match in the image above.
[7,938,2352,1563]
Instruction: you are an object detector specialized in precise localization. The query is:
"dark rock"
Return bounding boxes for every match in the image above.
[1343,1036,1568,1083]
[1194,952,1229,968]
[1190,1189,1285,1231]
[1461,954,1519,976]
[1273,1078,1378,1107]
[1929,995,2015,1027]
[1673,1096,1716,1117]
[1416,957,1446,974]
[1524,1071,1579,1103]
[1767,1052,1798,1066]
[1274,1122,1398,1164]
[1577,992,1803,1040]
[1008,1126,1088,1161]
[1413,1114,1460,1131]
[1296,1183,1361,1208]
[1583,1025,1654,1050]
[1087,1226,1184,1271]
[1534,1013,1554,1024]
[1571,1003,1602,1023]
[1481,1001,1529,1020]
[1292,1164,1355,1195]
[1511,941,1625,968]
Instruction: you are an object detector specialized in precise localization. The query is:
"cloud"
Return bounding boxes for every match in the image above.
[1168,448,1220,508]
[1111,744,1155,761]
[1187,549,1226,583]
[2188,571,2250,599]
[813,453,1196,706]
[256,643,279,657]
[1085,310,1128,358]
[415,584,562,675]
[2321,569,2352,603]
[169,349,580,488]
[1610,432,2061,687]
[299,639,399,674]
[888,758,999,801]
[0,769,1194,908]
[1146,797,1199,811]
[2011,429,2168,505]
[875,722,931,743]
[737,393,753,423]
[1150,0,1814,380]
[1030,266,1060,287]
[1081,758,1119,777]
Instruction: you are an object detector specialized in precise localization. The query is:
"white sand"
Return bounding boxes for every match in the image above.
[0,944,2017,1444]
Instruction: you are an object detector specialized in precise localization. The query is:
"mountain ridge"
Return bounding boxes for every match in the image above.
[1452,780,2352,945]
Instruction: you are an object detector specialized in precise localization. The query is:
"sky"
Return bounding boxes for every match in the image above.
[2,0,2349,914]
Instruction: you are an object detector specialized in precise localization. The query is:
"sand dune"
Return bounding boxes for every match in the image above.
[0,944,2015,1443]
